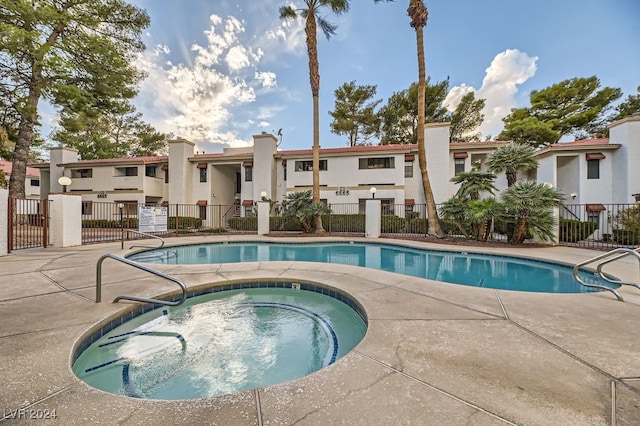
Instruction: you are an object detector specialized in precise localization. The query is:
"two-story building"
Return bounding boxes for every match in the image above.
[34,114,640,229]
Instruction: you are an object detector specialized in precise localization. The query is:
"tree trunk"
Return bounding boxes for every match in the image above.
[411,1,443,238]
[305,13,324,233]
[511,217,528,244]
[9,81,41,199]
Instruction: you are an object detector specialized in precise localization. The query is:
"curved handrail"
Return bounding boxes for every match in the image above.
[124,229,166,250]
[96,253,186,306]
[572,247,640,302]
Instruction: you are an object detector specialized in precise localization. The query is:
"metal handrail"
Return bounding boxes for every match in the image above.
[96,253,186,306]
[123,229,165,250]
[572,247,640,302]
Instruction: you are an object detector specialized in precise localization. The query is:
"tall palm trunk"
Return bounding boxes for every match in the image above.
[305,11,324,233]
[409,0,443,238]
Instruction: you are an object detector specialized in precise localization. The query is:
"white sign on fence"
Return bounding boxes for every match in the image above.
[138,206,168,233]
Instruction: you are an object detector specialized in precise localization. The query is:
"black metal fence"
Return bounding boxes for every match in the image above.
[81,202,247,244]
[13,198,634,250]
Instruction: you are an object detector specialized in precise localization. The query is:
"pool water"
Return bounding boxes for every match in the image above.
[128,242,616,293]
[73,288,367,400]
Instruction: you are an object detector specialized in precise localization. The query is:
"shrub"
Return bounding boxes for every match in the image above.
[270,216,302,231]
[324,214,365,233]
[82,218,138,228]
[381,215,406,233]
[613,229,640,245]
[559,219,597,242]
[198,228,227,234]
[228,216,257,231]
[168,216,202,229]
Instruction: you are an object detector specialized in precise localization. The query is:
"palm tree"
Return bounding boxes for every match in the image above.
[408,0,444,237]
[486,142,539,187]
[280,1,389,233]
[450,170,498,200]
[500,181,564,244]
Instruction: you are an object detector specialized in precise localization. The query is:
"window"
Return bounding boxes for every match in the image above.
[71,168,92,178]
[145,165,157,177]
[125,167,137,176]
[30,179,40,187]
[404,161,413,178]
[245,166,253,182]
[587,159,600,179]
[164,170,169,184]
[283,164,287,181]
[294,160,327,171]
[81,201,93,215]
[359,157,394,169]
[454,158,465,175]
[200,167,207,183]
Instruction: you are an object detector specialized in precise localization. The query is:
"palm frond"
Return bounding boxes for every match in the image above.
[279,5,298,20]
[317,17,337,39]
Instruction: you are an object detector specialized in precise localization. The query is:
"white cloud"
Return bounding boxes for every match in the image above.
[446,49,538,139]
[225,46,251,71]
[133,14,283,149]
[443,84,474,111]
[255,71,277,88]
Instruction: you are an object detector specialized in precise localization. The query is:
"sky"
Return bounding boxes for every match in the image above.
[111,0,639,153]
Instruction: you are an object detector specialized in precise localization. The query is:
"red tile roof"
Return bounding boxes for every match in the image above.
[0,160,40,177]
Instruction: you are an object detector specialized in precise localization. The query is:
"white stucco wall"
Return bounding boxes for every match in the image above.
[48,147,79,194]
[610,115,640,203]
[48,194,82,247]
[424,123,450,204]
[168,139,195,204]
[0,189,7,256]
[253,133,278,200]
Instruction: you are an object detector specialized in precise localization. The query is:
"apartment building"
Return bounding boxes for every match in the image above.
[34,115,640,224]
[0,160,41,199]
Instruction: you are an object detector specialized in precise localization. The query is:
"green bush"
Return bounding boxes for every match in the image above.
[559,219,597,243]
[613,229,640,245]
[270,216,302,231]
[228,216,257,231]
[381,215,406,233]
[197,228,227,234]
[324,214,365,233]
[168,216,202,229]
[82,218,138,228]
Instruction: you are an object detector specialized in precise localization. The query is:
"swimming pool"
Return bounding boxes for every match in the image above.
[72,285,367,400]
[127,241,616,293]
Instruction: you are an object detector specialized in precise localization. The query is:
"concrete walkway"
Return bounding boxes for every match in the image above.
[1,236,639,425]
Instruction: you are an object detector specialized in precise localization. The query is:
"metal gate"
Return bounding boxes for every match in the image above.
[7,198,49,251]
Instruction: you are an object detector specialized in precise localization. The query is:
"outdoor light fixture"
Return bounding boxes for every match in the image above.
[58,176,71,193]
[370,187,377,199]
[571,193,577,199]
[543,182,553,189]
[260,191,267,200]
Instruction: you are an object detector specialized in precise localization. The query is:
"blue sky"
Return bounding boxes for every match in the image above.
[123,0,639,153]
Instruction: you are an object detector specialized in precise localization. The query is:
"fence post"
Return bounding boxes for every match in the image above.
[49,193,82,247]
[365,199,381,238]
[257,201,270,235]
[0,189,8,256]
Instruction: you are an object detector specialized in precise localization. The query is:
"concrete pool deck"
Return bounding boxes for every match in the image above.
[1,235,639,425]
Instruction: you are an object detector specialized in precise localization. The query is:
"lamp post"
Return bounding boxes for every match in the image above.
[57,176,71,193]
[118,203,125,249]
[260,191,267,200]
[370,187,377,199]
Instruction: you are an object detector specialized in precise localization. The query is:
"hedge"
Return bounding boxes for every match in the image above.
[559,218,597,243]
[613,229,640,245]
[168,216,202,229]
[82,218,138,228]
